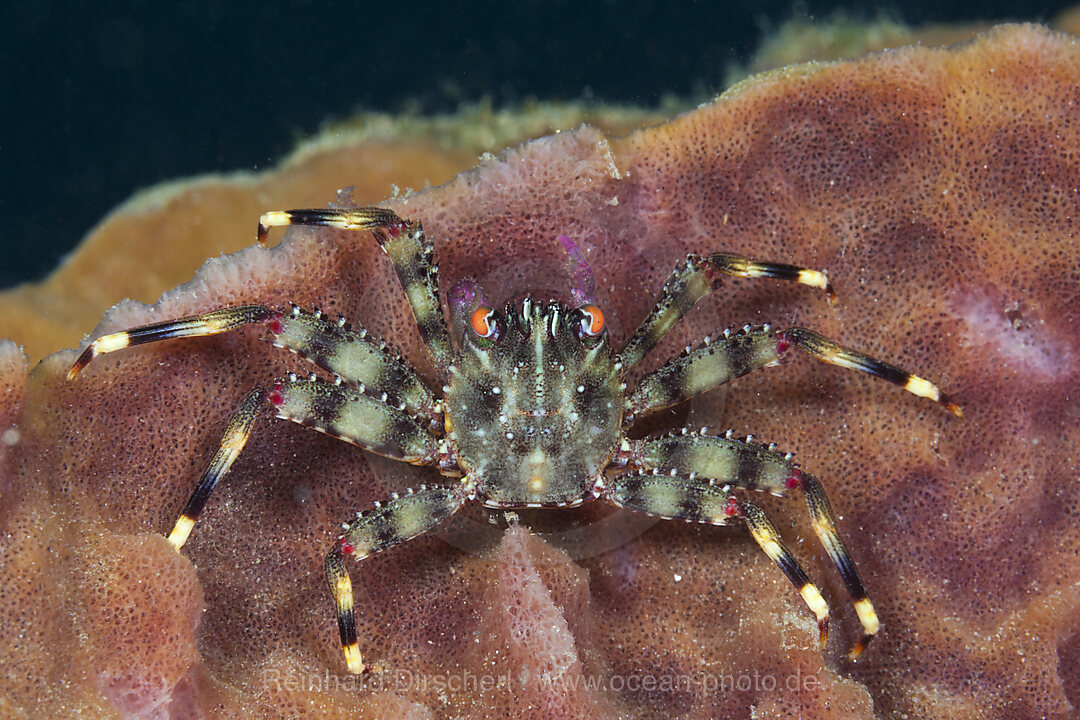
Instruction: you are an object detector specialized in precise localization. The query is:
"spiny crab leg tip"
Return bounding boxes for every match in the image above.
[941,393,965,420]
[846,634,874,662]
[795,267,837,305]
[68,329,139,380]
[902,374,964,418]
[257,210,288,245]
[66,349,93,381]
[825,283,839,306]
[816,274,839,306]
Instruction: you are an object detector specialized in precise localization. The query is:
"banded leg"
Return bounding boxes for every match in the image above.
[604,472,830,644]
[325,484,467,674]
[628,324,962,421]
[272,305,438,422]
[67,303,439,423]
[168,375,440,550]
[68,305,275,380]
[634,431,878,658]
[782,327,962,417]
[269,375,440,465]
[168,388,264,549]
[617,253,834,371]
[258,207,452,369]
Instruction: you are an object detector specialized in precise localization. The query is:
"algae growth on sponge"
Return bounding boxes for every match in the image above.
[2,23,1080,720]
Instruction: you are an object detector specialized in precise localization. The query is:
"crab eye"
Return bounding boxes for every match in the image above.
[578,304,605,338]
[470,305,498,340]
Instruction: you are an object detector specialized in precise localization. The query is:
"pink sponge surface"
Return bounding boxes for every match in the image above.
[2,24,1079,720]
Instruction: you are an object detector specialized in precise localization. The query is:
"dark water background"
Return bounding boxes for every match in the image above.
[0,1,1072,288]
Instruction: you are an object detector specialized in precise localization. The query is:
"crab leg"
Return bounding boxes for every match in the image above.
[67,304,439,422]
[628,324,962,421]
[271,305,438,422]
[67,305,275,380]
[258,207,453,369]
[167,376,440,550]
[325,484,468,674]
[270,376,440,464]
[617,252,834,371]
[633,431,879,658]
[604,471,831,646]
[167,388,264,549]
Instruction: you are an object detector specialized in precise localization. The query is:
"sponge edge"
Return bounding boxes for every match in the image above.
[0,341,26,471]
[79,533,205,718]
[459,524,875,720]
[484,525,612,718]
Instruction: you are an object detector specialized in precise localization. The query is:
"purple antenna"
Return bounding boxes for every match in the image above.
[556,234,597,306]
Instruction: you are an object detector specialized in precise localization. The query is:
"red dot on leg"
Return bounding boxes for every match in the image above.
[268,382,285,407]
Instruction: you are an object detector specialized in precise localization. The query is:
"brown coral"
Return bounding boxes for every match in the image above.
[3,23,1080,720]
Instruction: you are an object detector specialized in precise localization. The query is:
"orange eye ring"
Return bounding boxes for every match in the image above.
[470,305,497,339]
[579,304,605,337]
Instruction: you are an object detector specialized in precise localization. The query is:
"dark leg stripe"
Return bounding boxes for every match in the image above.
[326,485,466,674]
[272,378,439,464]
[68,305,274,380]
[272,307,436,419]
[166,388,265,549]
[256,207,453,370]
[629,326,783,418]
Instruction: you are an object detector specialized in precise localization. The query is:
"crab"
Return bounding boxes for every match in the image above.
[67,205,962,675]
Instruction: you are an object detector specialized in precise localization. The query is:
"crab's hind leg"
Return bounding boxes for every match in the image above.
[325,483,468,674]
[68,302,444,549]
[603,472,831,645]
[633,431,878,658]
[258,207,452,369]
[782,327,962,416]
[628,324,961,421]
[617,252,834,371]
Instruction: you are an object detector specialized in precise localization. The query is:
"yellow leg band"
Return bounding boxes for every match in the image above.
[167,514,195,550]
[799,583,829,623]
[343,643,364,675]
[854,597,879,635]
[796,268,829,291]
